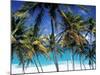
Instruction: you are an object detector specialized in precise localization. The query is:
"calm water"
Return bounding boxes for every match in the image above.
[12,48,89,67]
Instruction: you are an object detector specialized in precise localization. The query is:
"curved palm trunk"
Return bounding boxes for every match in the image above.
[51,18,59,72]
[82,61,86,70]
[66,50,69,71]
[90,32,95,70]
[35,53,43,72]
[94,62,96,69]
[72,48,75,70]
[52,48,59,72]
[33,57,40,73]
[22,61,25,74]
[89,60,92,69]
[67,58,69,71]
[91,61,94,69]
[79,55,82,70]
[90,32,94,70]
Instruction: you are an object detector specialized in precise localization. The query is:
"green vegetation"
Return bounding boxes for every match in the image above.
[11,2,96,74]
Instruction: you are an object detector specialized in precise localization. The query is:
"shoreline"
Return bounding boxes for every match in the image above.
[11,61,95,74]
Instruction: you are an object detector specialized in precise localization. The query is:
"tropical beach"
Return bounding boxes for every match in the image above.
[12,61,94,74]
[11,0,96,74]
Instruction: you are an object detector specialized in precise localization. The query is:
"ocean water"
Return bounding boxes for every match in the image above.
[12,48,89,67]
[11,48,95,74]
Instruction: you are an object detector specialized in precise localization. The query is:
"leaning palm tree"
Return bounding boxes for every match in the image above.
[58,11,88,70]
[15,2,60,72]
[83,18,96,69]
[11,11,27,73]
[20,28,49,73]
[84,42,96,69]
[11,10,49,73]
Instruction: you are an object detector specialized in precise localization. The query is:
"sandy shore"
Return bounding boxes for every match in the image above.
[11,61,94,74]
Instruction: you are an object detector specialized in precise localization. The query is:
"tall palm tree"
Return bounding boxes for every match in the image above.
[11,10,48,73]
[15,2,60,72]
[83,18,96,69]
[83,38,96,69]
[20,28,49,73]
[11,12,27,73]
[58,11,88,70]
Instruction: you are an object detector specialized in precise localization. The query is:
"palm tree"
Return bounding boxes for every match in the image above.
[20,28,49,73]
[84,44,96,69]
[11,12,27,73]
[83,18,96,69]
[11,10,49,73]
[83,38,96,69]
[15,2,60,72]
[58,11,88,70]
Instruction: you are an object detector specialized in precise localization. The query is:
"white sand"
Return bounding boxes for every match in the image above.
[11,61,93,74]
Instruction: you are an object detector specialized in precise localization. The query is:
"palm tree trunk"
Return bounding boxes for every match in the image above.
[53,48,59,72]
[90,32,94,70]
[33,57,40,73]
[79,55,82,70]
[95,63,96,69]
[35,53,43,72]
[82,61,86,70]
[67,58,69,71]
[89,65,92,69]
[91,61,94,69]
[89,60,92,69]
[94,62,96,69]
[90,32,93,70]
[51,18,59,72]
[22,61,25,74]
[66,50,69,71]
[72,48,75,70]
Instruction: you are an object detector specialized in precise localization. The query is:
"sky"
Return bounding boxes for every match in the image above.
[11,1,96,35]
[11,1,96,66]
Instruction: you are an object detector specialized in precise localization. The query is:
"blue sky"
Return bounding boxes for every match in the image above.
[11,1,96,65]
[11,1,96,35]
